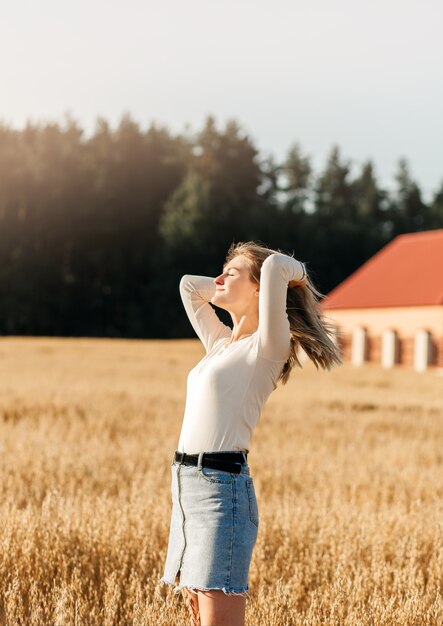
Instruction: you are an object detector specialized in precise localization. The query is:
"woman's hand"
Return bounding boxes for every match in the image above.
[288,276,307,287]
[288,275,307,288]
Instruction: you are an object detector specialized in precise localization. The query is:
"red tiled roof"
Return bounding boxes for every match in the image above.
[320,228,443,310]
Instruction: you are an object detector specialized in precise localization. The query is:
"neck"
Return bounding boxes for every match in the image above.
[227,304,259,342]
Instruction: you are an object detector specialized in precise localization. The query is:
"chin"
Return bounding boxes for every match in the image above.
[212,298,227,310]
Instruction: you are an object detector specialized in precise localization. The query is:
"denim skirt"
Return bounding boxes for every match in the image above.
[159,451,259,597]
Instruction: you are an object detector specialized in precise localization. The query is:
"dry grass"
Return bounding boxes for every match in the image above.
[0,336,442,626]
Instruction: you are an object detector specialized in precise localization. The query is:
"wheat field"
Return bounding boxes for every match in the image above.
[0,336,441,625]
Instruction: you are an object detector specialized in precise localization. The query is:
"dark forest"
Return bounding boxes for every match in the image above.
[1,113,441,338]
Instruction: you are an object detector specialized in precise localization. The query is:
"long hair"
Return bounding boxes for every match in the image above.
[223,240,343,385]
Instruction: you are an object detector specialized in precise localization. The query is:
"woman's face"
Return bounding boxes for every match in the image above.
[211,254,258,311]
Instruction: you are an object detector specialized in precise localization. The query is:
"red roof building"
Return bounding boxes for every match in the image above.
[319,229,443,372]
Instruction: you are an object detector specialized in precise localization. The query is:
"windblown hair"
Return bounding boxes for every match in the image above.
[223,240,343,385]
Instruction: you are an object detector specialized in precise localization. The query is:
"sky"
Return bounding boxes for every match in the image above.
[1,0,442,203]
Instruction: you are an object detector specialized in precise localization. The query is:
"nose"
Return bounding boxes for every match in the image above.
[214,274,224,285]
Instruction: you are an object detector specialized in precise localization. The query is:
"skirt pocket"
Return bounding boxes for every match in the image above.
[198,464,234,484]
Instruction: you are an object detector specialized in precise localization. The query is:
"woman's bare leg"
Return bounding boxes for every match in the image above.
[181,588,200,625]
[197,589,246,626]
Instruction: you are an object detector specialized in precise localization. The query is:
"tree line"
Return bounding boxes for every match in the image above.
[0,112,441,338]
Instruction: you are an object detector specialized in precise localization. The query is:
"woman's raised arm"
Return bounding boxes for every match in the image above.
[179,275,231,354]
[257,253,306,362]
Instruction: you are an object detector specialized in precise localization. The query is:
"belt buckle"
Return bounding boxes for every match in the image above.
[205,458,242,474]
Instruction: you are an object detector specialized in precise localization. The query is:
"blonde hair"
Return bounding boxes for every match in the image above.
[223,240,343,385]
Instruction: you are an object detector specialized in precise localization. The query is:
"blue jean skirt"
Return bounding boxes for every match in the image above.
[159,450,259,597]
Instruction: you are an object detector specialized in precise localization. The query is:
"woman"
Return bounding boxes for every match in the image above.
[159,240,342,626]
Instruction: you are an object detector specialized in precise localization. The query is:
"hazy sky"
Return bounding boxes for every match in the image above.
[2,0,442,202]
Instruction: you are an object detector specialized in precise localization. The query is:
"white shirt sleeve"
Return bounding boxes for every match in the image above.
[257,253,306,362]
[179,275,231,354]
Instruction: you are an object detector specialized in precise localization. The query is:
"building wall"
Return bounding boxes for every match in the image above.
[322,305,443,368]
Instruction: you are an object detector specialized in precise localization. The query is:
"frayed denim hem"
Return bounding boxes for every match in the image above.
[159,576,250,599]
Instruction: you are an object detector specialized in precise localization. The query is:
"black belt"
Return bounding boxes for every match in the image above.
[174,450,247,474]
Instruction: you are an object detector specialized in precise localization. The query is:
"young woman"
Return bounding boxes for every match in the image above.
[159,240,342,626]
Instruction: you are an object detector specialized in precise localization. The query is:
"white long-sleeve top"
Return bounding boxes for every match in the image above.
[176,253,305,454]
